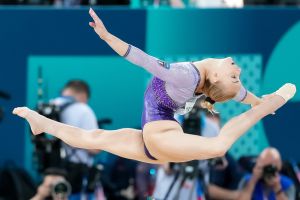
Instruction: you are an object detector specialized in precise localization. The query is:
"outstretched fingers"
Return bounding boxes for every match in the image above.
[88,8,109,40]
[89,21,96,28]
[89,8,101,24]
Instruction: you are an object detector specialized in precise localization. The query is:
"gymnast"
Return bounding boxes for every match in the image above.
[13,8,296,164]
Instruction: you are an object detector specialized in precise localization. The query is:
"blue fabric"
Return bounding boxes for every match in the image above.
[69,193,95,200]
[243,174,293,200]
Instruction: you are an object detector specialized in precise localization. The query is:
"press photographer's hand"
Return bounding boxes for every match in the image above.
[252,164,263,181]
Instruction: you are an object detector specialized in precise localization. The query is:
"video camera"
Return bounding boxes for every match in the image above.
[37,102,61,121]
[182,106,226,170]
[32,99,74,172]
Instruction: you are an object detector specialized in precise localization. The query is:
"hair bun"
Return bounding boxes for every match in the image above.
[205,97,215,105]
[200,97,218,113]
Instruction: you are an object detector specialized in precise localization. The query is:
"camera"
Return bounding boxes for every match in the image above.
[262,164,278,180]
[209,157,228,169]
[170,160,200,180]
[32,100,71,172]
[37,102,61,121]
[51,180,72,200]
[182,107,202,135]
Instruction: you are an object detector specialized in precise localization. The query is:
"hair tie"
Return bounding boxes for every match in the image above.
[206,97,215,105]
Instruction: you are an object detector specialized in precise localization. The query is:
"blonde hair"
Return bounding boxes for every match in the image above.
[201,79,237,113]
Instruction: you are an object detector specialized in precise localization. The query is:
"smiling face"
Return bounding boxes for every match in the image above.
[203,57,242,102]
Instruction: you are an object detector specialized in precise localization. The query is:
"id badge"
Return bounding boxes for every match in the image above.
[175,98,197,115]
[184,101,195,113]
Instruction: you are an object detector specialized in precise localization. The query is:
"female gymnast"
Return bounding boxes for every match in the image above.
[13,8,296,164]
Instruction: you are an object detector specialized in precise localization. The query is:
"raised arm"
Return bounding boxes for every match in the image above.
[88,8,197,87]
[89,8,128,56]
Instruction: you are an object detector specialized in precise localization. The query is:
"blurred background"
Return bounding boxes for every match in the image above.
[1,0,300,199]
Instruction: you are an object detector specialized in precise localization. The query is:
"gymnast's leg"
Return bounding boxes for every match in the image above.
[143,84,296,162]
[13,83,295,163]
[12,107,164,164]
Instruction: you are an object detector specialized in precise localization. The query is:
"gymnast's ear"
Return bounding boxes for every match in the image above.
[211,72,219,83]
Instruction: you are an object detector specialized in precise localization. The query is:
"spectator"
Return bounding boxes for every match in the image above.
[169,0,244,8]
[31,168,70,200]
[238,147,295,200]
[52,80,102,199]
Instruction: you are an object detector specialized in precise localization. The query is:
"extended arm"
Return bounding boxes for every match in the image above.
[88,8,197,87]
[242,91,262,107]
[234,86,262,106]
[89,8,128,56]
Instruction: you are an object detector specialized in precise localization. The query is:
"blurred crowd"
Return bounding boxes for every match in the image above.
[0,0,299,7]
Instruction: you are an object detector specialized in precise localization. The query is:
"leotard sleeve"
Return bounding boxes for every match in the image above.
[124,45,199,87]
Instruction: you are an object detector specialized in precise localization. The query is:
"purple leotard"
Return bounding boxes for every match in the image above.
[123,44,247,160]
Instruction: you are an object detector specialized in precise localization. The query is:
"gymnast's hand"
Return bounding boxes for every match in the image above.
[89,8,110,40]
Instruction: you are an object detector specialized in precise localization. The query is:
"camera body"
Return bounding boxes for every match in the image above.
[37,102,61,121]
[262,164,278,180]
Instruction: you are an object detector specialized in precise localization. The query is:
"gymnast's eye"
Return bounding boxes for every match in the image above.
[231,75,237,79]
[231,62,235,65]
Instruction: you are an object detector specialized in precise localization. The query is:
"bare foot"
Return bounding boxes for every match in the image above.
[262,83,296,114]
[13,107,47,135]
[275,83,296,102]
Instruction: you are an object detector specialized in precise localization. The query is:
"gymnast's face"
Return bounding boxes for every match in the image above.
[210,57,242,96]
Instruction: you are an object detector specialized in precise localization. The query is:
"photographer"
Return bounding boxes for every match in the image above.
[51,80,101,198]
[31,168,71,200]
[238,147,295,200]
[54,80,99,198]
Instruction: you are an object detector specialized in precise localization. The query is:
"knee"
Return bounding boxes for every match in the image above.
[214,137,230,157]
[214,145,227,157]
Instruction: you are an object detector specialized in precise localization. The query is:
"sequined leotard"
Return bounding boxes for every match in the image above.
[123,45,247,160]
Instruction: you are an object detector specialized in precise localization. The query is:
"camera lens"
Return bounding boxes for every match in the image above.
[262,164,277,180]
[51,180,71,198]
[54,182,68,193]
